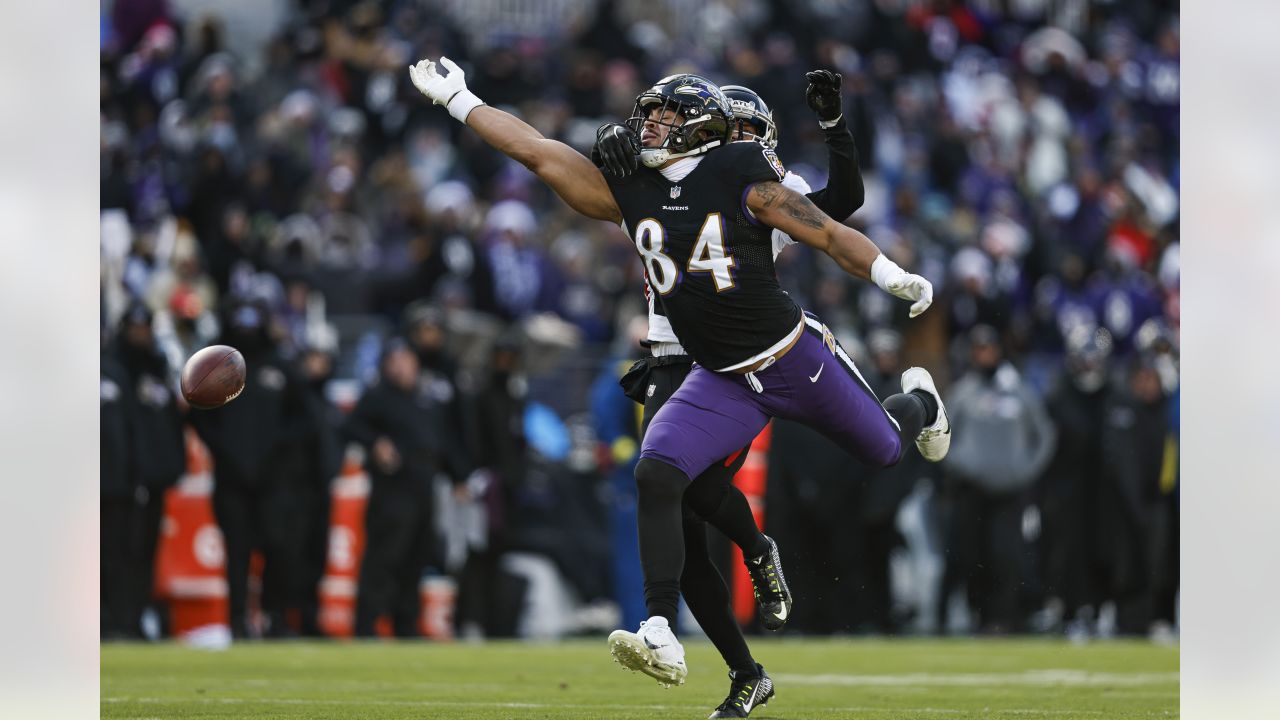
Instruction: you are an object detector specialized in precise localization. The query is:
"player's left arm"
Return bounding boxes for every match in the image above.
[801,70,865,222]
[746,180,933,317]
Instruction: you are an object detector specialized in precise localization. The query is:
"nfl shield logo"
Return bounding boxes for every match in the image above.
[670,186,682,199]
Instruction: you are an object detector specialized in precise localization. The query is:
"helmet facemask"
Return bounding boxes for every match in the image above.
[733,115,778,149]
[627,77,732,168]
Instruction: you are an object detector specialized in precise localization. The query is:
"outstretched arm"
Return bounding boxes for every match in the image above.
[465,106,622,222]
[410,58,622,224]
[746,180,933,317]
[802,70,865,221]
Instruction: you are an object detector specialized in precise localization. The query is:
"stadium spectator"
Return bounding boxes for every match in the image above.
[404,302,473,480]
[420,180,501,315]
[343,338,451,637]
[1037,326,1116,635]
[109,303,187,638]
[938,325,1057,633]
[101,350,137,639]
[853,328,929,632]
[189,297,316,638]
[590,348,646,632]
[483,201,563,321]
[404,302,465,426]
[1100,354,1177,637]
[945,247,1012,353]
[455,335,530,638]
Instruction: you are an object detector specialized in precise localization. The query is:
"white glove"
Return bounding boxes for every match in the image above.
[871,254,934,318]
[408,56,484,123]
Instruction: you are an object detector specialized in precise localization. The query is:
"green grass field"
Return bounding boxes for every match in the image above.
[102,637,1178,719]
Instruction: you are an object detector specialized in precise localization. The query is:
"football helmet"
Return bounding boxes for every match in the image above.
[721,84,778,149]
[627,74,733,167]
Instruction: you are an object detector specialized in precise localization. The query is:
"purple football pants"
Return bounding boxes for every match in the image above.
[640,314,903,480]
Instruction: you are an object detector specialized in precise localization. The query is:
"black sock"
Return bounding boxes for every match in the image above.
[685,467,769,559]
[643,580,680,626]
[710,488,770,560]
[680,519,756,675]
[911,389,939,426]
[635,458,689,624]
[883,391,932,457]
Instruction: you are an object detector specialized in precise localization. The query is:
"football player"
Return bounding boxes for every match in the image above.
[409,59,950,716]
[588,73,864,717]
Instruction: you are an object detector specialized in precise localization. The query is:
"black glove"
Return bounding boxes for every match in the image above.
[805,70,843,123]
[592,122,640,178]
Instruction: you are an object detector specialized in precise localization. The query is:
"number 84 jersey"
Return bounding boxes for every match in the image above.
[606,141,805,371]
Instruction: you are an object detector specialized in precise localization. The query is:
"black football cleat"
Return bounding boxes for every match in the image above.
[709,664,775,718]
[745,535,793,631]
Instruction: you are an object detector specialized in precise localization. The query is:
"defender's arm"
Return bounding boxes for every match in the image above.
[802,69,864,221]
[804,117,864,222]
[410,58,621,224]
[746,180,933,317]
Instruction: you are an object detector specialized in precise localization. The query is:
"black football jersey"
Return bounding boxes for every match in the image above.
[607,142,803,370]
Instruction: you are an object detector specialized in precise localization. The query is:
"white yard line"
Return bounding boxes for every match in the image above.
[773,670,1180,687]
[104,697,706,710]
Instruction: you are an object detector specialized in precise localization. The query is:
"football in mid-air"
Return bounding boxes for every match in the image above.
[180,345,247,410]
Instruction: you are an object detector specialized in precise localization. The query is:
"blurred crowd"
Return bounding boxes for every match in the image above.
[101,0,1178,641]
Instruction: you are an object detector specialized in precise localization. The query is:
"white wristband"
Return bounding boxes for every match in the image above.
[446,89,485,123]
[818,114,843,129]
[870,253,906,293]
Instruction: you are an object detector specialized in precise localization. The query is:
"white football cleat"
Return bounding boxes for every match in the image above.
[901,367,950,462]
[608,616,687,687]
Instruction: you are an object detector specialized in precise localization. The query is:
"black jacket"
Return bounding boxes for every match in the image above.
[1100,389,1170,592]
[1103,391,1170,520]
[464,372,527,486]
[1043,374,1110,488]
[114,343,186,492]
[343,380,451,492]
[101,355,135,499]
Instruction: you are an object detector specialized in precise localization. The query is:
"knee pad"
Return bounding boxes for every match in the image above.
[635,458,689,507]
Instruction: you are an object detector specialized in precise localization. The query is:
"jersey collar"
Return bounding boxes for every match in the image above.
[657,156,703,183]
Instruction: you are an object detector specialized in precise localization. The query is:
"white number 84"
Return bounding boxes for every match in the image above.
[634,213,736,295]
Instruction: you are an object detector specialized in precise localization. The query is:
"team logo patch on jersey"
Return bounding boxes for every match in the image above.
[762,148,786,180]
[670,186,682,199]
[822,325,837,356]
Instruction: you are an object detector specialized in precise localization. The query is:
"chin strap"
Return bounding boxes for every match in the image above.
[639,139,724,168]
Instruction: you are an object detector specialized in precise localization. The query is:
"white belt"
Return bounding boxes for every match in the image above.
[715,320,805,373]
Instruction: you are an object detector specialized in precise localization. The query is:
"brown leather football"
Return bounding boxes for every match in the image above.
[180,345,247,410]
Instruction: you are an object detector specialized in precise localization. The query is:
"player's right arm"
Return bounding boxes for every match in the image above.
[746,180,934,318]
[409,57,622,224]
